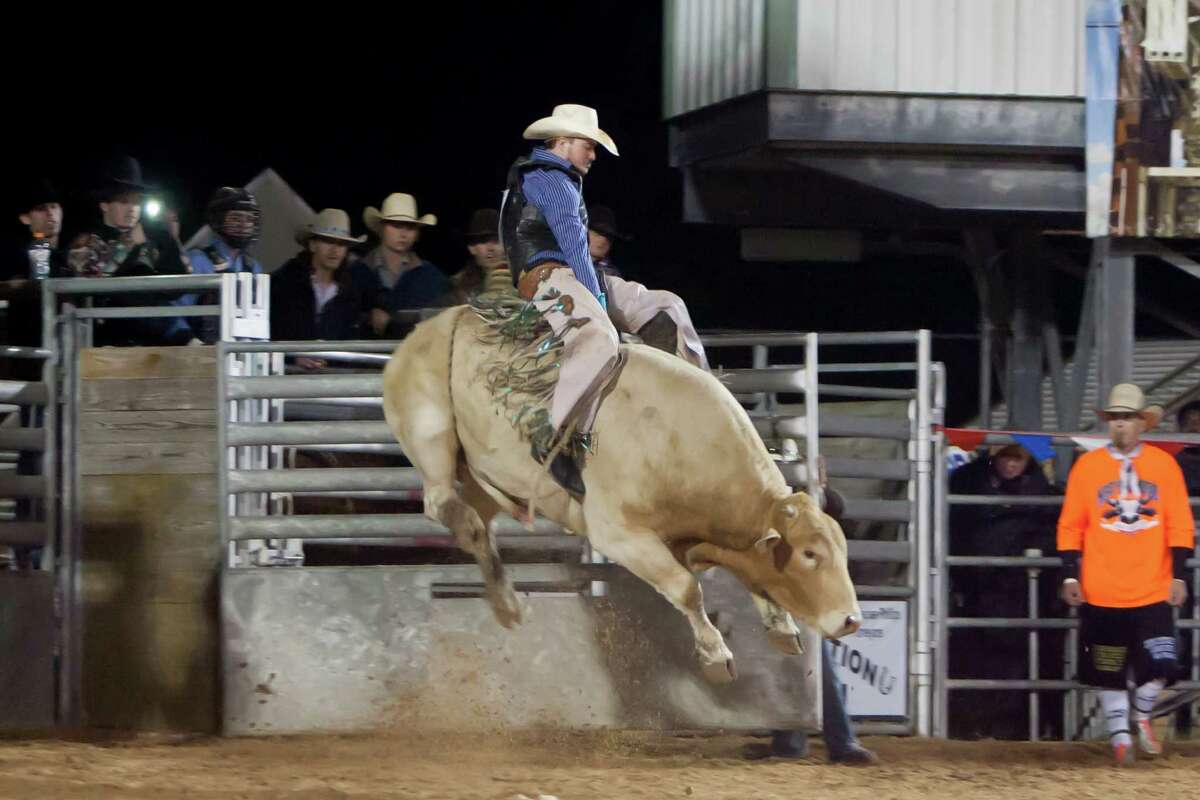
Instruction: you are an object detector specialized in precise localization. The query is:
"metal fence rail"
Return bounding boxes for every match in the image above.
[936,488,1200,741]
[0,347,54,560]
[217,330,940,737]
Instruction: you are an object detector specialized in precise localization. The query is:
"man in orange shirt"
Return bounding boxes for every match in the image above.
[1058,384,1194,765]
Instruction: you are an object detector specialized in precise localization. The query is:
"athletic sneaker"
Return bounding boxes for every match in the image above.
[1134,717,1163,756]
[1112,732,1135,766]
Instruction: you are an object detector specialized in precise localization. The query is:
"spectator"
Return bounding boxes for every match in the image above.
[189,188,262,277]
[448,208,512,303]
[586,204,627,282]
[1,177,69,571]
[1174,400,1200,495]
[65,156,187,280]
[359,193,448,335]
[744,453,877,765]
[271,209,369,346]
[3,177,69,352]
[1058,383,1194,765]
[168,187,264,343]
[947,443,1061,740]
[65,155,189,345]
[1172,400,1200,736]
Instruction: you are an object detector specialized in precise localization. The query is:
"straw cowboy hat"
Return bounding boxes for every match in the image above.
[363,193,437,235]
[1096,383,1163,430]
[295,208,366,245]
[523,104,619,156]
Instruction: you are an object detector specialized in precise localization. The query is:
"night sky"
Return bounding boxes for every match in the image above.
[5,4,1187,425]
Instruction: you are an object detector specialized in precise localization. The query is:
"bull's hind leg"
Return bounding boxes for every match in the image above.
[586,522,736,684]
[458,466,524,627]
[408,438,520,623]
[382,311,522,629]
[386,406,523,628]
[419,453,522,628]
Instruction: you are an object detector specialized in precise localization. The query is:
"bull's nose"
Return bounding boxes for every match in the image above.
[841,615,861,636]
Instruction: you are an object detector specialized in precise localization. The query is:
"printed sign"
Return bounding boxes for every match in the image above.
[828,600,907,718]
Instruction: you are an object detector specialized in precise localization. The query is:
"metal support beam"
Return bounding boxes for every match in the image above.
[1095,240,1135,403]
[1007,232,1047,429]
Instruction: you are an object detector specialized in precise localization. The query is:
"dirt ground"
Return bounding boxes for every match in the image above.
[0,731,1197,800]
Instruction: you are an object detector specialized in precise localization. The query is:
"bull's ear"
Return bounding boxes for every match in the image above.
[781,504,798,519]
[755,529,783,553]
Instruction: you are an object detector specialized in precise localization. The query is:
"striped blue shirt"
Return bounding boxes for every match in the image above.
[522,148,602,299]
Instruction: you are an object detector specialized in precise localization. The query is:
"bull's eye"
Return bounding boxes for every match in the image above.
[803,549,816,560]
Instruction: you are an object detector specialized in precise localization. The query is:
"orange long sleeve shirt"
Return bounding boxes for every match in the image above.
[1057,444,1195,608]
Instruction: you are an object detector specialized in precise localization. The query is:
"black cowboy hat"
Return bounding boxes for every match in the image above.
[14,176,61,215]
[94,154,152,199]
[587,205,630,241]
[462,208,500,244]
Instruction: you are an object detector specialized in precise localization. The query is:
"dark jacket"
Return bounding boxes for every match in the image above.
[1,236,70,347]
[359,257,450,315]
[66,222,190,346]
[1176,446,1200,497]
[270,254,366,341]
[948,455,1058,557]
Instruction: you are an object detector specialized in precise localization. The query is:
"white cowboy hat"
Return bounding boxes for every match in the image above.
[1096,383,1164,430]
[363,193,437,235]
[523,104,619,156]
[296,208,366,245]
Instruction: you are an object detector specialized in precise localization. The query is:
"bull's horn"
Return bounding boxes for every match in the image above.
[782,504,798,518]
[755,529,782,552]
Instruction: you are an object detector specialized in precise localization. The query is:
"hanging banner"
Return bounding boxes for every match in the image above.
[1088,0,1200,237]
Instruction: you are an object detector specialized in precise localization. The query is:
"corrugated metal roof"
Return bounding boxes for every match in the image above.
[988,339,1200,431]
[665,0,1086,118]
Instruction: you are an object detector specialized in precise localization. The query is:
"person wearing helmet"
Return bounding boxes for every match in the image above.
[167,187,264,342]
[189,186,263,276]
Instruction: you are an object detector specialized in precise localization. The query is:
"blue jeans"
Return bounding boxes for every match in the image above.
[771,641,857,758]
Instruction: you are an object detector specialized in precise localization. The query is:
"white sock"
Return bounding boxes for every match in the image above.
[1133,679,1165,722]
[1100,689,1132,745]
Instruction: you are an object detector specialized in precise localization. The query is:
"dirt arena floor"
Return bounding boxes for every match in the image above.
[0,731,1196,800]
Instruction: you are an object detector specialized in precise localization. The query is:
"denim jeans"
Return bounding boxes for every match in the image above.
[771,640,857,757]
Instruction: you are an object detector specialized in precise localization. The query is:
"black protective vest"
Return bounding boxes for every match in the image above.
[500,154,589,279]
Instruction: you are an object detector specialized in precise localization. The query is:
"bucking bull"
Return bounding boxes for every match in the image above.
[382,305,861,683]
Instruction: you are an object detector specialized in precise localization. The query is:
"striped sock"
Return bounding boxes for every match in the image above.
[1133,679,1165,722]
[1101,689,1132,746]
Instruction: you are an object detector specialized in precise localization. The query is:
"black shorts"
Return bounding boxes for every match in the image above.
[1077,602,1181,689]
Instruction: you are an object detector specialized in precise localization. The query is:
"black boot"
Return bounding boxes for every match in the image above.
[530,441,586,496]
[549,450,586,496]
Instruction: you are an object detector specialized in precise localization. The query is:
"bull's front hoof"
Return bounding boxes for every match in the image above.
[701,657,737,685]
[766,628,805,656]
[488,587,526,629]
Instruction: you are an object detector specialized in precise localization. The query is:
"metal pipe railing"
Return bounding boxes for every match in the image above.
[213,330,942,738]
[700,331,923,347]
[939,485,1200,741]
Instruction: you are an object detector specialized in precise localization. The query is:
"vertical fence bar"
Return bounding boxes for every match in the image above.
[803,333,820,504]
[752,344,767,413]
[1026,548,1041,742]
[933,427,950,737]
[914,330,933,736]
[216,341,230,566]
[1066,605,1080,739]
[57,308,81,728]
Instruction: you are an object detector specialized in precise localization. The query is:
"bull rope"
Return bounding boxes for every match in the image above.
[467,284,590,520]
